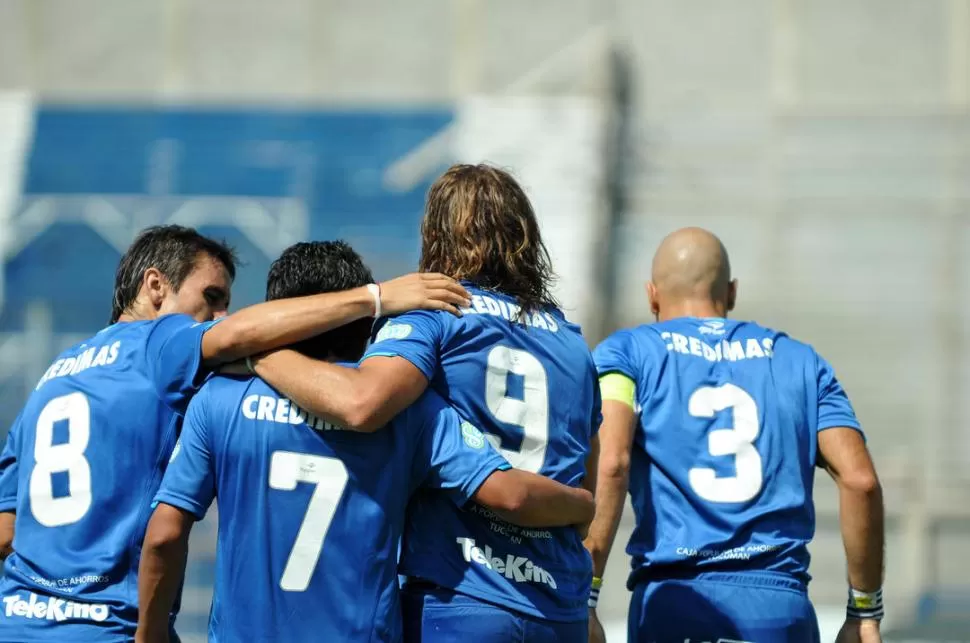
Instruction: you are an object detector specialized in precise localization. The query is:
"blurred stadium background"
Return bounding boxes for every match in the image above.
[1,0,969,640]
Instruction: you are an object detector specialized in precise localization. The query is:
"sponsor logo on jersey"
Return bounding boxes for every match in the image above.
[374,322,413,342]
[460,422,486,449]
[698,320,726,336]
[462,295,560,332]
[35,342,122,390]
[456,537,557,589]
[241,394,347,431]
[2,593,109,622]
[661,332,774,362]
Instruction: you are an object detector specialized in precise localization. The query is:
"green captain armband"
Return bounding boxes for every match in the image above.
[599,373,636,410]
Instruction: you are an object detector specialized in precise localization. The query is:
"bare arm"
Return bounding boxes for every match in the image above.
[0,511,13,560]
[252,354,429,432]
[201,273,469,367]
[818,427,884,593]
[136,504,194,643]
[473,469,594,528]
[584,400,635,578]
[583,434,600,496]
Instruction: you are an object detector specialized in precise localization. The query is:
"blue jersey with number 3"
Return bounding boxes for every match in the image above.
[593,318,862,588]
[364,284,599,622]
[153,372,510,643]
[0,315,216,641]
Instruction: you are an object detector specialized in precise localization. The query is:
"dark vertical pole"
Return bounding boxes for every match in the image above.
[594,45,634,344]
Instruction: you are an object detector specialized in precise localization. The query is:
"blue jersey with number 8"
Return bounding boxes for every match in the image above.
[593,318,862,588]
[364,284,600,622]
[0,315,216,641]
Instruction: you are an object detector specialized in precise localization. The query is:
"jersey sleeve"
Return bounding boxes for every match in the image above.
[153,388,217,520]
[816,354,862,433]
[408,392,511,507]
[593,330,638,381]
[0,414,22,512]
[594,330,639,410]
[361,311,444,381]
[145,313,222,414]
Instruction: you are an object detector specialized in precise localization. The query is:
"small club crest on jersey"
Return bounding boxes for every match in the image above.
[375,322,412,343]
[460,421,486,449]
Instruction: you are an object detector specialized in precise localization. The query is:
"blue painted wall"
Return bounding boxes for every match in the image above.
[1,105,453,423]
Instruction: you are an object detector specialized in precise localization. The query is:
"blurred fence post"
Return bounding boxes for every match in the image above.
[23,301,52,392]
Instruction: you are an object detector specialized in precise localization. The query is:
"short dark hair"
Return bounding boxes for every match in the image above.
[266,241,374,362]
[111,225,238,323]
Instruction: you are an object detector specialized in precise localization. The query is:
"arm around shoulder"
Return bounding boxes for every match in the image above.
[251,352,429,432]
[200,272,470,367]
[200,288,376,367]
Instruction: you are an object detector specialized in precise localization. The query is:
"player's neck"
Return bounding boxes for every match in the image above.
[116,300,160,323]
[658,299,728,322]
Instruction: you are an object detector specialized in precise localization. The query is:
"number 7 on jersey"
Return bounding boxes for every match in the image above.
[268,451,349,592]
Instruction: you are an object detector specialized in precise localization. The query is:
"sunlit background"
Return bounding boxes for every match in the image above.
[1,0,968,640]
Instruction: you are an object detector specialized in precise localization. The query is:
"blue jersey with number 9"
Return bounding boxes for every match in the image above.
[364,284,600,622]
[593,318,862,589]
[0,315,217,641]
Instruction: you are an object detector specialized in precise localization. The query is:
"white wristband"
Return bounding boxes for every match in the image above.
[366,283,382,319]
[847,587,884,620]
[588,577,602,608]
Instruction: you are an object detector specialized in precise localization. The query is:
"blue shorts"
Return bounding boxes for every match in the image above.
[628,572,820,643]
[401,583,587,643]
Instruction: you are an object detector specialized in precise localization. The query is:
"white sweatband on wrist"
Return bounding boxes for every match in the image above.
[846,587,884,621]
[366,283,382,319]
[588,576,602,608]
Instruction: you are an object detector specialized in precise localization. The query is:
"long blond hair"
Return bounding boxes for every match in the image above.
[419,164,557,312]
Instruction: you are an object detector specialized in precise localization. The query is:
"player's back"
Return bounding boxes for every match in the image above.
[597,317,858,585]
[366,284,598,621]
[0,319,202,641]
[158,374,500,643]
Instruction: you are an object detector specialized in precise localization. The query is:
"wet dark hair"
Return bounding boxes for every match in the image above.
[420,163,557,313]
[111,225,237,323]
[266,240,374,361]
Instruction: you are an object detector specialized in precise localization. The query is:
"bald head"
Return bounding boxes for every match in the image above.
[649,228,735,318]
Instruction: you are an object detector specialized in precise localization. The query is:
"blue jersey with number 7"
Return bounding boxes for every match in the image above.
[364,283,600,622]
[153,372,511,643]
[0,315,217,641]
[593,318,862,588]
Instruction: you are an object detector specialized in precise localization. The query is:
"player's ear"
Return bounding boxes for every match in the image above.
[726,279,738,312]
[143,268,169,311]
[646,282,660,318]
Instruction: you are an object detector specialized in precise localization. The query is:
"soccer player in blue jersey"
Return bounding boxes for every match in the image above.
[0,225,470,642]
[584,227,885,643]
[241,165,600,642]
[135,240,595,643]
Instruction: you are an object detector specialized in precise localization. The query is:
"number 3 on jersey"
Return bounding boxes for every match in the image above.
[484,346,549,474]
[687,383,763,504]
[29,392,93,527]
